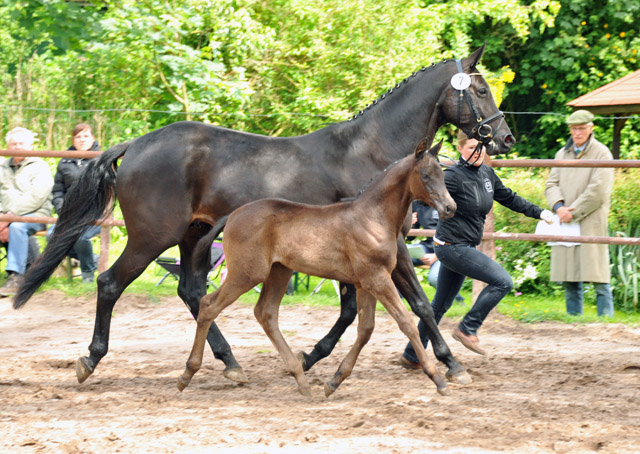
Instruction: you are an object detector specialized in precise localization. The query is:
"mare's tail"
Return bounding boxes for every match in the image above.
[13,141,131,309]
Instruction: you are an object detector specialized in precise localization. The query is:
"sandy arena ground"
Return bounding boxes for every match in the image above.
[1,291,639,454]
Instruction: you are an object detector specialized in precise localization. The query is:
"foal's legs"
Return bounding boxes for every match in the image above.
[391,239,471,385]
[324,289,376,397]
[298,238,470,385]
[365,275,450,396]
[298,282,357,371]
[252,265,311,396]
[177,227,247,383]
[177,273,256,391]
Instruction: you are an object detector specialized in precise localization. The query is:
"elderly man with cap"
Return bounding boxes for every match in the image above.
[545,110,614,317]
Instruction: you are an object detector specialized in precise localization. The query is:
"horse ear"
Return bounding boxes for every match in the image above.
[414,138,429,159]
[428,140,443,158]
[464,42,486,69]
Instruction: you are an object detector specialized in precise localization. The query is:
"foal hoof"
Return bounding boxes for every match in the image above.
[298,386,312,397]
[177,375,191,392]
[324,383,336,397]
[324,382,338,397]
[436,383,451,396]
[296,351,310,372]
[222,366,248,383]
[75,356,93,384]
[445,369,473,385]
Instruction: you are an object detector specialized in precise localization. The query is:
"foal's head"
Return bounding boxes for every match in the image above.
[410,140,456,219]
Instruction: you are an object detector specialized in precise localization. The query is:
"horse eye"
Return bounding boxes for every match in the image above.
[477,87,488,96]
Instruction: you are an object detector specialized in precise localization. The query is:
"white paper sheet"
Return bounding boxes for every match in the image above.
[535,214,581,247]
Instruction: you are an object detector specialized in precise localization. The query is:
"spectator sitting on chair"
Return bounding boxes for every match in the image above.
[48,123,102,283]
[409,200,464,303]
[0,127,54,297]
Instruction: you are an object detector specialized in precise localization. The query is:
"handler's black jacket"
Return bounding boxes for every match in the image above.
[435,159,543,246]
[51,142,100,213]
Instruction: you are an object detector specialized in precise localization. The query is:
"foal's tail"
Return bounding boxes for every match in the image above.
[192,215,229,267]
[13,141,131,309]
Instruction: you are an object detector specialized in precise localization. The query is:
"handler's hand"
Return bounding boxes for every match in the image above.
[556,206,574,223]
[420,253,437,266]
[540,209,554,225]
[0,224,9,243]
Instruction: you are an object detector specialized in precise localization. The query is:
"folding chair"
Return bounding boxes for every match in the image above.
[310,278,341,296]
[155,240,226,288]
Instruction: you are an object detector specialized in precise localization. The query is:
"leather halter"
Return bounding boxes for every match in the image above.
[454,59,505,166]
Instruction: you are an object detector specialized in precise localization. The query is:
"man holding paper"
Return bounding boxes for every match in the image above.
[545,110,614,317]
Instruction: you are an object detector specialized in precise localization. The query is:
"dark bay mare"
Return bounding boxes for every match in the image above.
[14,45,514,386]
[178,140,455,397]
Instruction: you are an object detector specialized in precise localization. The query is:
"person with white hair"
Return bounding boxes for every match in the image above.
[0,127,54,297]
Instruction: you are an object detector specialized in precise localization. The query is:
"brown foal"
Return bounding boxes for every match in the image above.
[178,139,456,397]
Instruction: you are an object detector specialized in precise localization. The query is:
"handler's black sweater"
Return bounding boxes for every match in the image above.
[435,160,543,247]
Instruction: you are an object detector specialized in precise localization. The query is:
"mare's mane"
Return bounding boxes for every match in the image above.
[349,59,456,121]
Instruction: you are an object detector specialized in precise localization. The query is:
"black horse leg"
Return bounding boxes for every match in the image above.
[177,228,247,383]
[298,282,357,371]
[392,240,471,384]
[77,247,158,383]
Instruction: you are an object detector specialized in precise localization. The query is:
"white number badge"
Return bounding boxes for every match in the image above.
[451,73,471,90]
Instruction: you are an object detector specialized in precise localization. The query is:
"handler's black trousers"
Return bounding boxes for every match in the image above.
[403,243,512,363]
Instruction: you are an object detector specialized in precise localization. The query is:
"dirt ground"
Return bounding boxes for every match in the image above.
[1,291,639,454]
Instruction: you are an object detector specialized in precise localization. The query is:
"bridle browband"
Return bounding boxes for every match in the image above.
[454,59,505,166]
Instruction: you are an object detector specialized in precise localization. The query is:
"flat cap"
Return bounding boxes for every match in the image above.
[566,109,594,125]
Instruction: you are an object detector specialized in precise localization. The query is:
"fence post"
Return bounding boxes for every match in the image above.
[98,220,111,274]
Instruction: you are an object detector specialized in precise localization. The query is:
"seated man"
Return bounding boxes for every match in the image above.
[0,127,54,297]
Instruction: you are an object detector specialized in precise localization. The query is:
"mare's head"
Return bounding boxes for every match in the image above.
[440,44,515,155]
[410,139,456,219]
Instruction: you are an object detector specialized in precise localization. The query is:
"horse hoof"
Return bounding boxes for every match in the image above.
[436,383,451,396]
[296,351,309,372]
[324,382,336,398]
[298,386,312,397]
[177,375,190,392]
[75,356,93,384]
[223,366,248,383]
[446,369,473,385]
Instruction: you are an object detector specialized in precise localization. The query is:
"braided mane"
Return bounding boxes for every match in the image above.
[349,59,455,121]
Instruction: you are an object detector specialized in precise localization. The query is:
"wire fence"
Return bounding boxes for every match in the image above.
[1,103,639,121]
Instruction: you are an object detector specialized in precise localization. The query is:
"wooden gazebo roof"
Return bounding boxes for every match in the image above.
[567,69,640,158]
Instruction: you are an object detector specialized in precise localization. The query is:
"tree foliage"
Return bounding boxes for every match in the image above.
[0,0,562,150]
[486,0,640,159]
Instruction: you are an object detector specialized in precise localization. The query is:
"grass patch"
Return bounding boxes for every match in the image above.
[4,258,639,327]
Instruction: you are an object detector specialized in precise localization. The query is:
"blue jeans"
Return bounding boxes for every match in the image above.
[47,224,101,275]
[564,282,614,317]
[411,244,463,301]
[6,216,46,275]
[428,261,464,302]
[403,243,512,363]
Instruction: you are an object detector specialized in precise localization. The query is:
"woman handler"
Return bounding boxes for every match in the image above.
[400,131,553,365]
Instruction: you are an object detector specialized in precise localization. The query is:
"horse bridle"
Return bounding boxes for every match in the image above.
[454,59,505,166]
